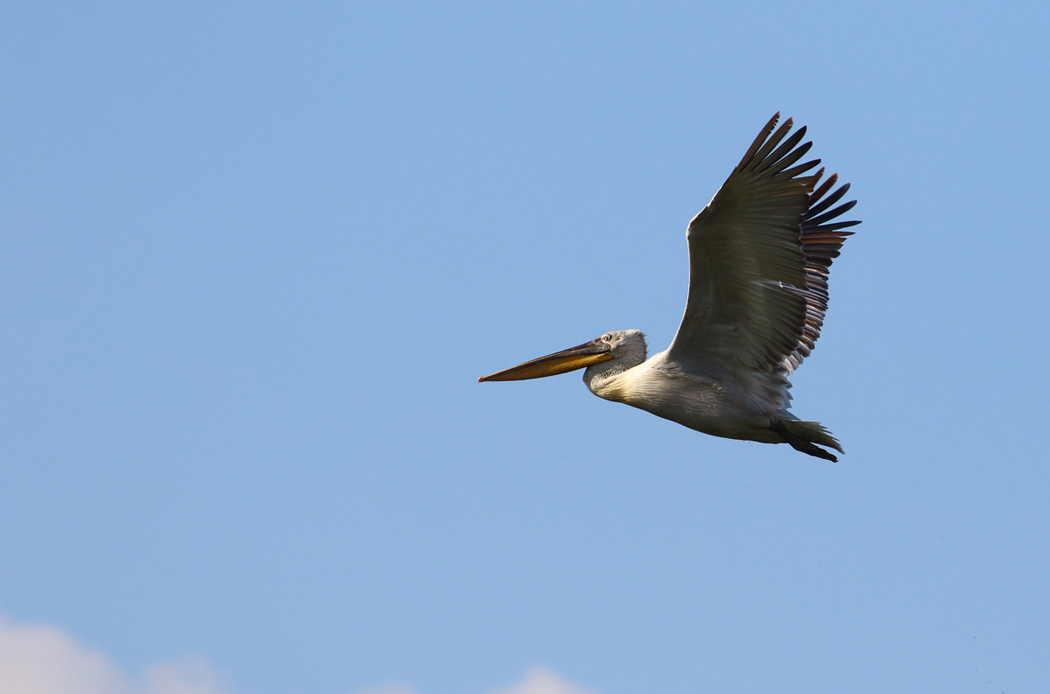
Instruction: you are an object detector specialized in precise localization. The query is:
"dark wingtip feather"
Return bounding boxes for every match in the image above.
[807,200,858,227]
[781,158,821,179]
[739,113,782,168]
[750,119,796,168]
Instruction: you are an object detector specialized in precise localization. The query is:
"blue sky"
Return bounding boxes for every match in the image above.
[2,2,1048,693]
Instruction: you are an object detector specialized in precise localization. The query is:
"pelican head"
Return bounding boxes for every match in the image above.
[479,329,648,384]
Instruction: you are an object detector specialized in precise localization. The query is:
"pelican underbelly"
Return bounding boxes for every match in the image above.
[592,361,781,443]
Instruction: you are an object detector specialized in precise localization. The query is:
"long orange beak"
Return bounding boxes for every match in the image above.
[479,338,613,382]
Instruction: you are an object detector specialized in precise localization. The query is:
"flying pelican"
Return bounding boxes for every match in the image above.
[479,114,860,461]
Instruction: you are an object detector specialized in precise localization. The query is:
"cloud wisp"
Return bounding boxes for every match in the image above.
[0,616,597,694]
[487,667,600,694]
[355,667,599,694]
[0,617,229,694]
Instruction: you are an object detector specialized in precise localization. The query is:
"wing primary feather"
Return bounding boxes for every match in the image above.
[808,172,837,201]
[779,159,822,179]
[819,220,861,231]
[807,200,858,227]
[739,113,782,168]
[749,119,795,169]
[806,180,850,217]
[766,141,814,176]
[759,127,808,171]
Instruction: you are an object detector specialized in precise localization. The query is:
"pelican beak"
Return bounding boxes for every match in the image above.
[479,338,614,382]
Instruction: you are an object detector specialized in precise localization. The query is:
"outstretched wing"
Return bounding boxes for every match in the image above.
[666,114,859,409]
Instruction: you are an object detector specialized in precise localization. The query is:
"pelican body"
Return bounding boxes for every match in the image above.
[480,114,860,461]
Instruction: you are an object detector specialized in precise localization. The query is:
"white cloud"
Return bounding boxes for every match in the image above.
[488,668,599,694]
[352,667,598,694]
[1,617,595,694]
[0,617,230,694]
[351,686,419,694]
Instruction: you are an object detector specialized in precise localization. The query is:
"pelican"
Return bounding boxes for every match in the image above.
[479,114,860,461]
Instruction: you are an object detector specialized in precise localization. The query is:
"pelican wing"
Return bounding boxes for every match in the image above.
[666,114,859,409]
